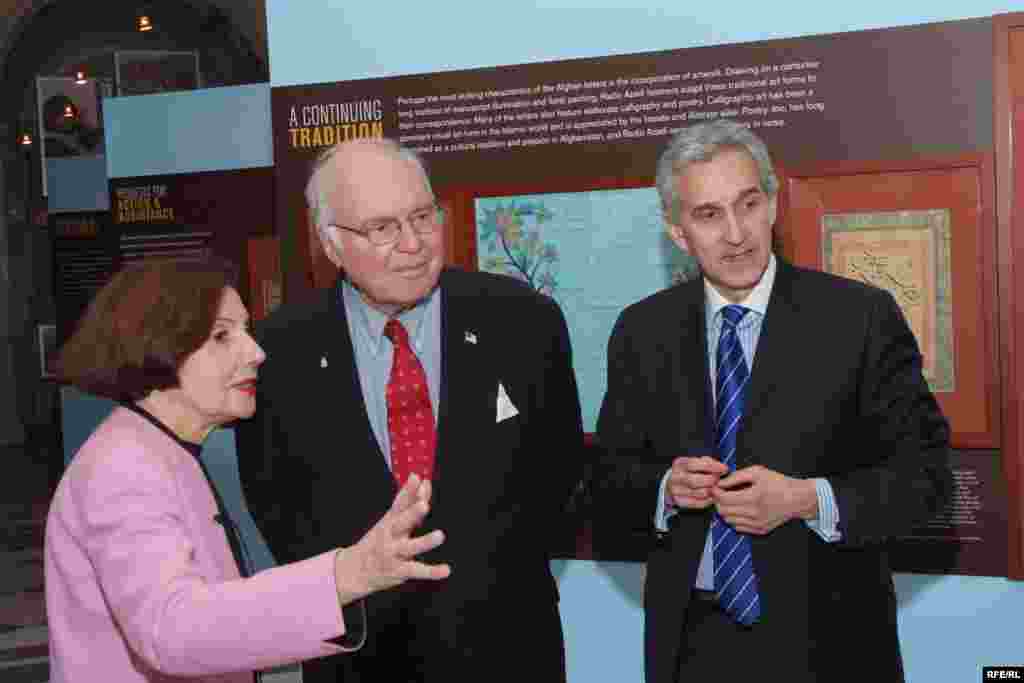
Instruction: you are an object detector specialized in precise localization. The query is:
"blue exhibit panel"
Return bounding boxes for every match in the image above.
[104,83,273,179]
[47,156,110,213]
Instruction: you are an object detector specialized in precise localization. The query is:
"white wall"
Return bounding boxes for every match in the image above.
[267,0,1018,86]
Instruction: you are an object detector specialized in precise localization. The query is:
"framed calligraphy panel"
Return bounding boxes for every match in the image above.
[781,154,998,450]
[822,209,955,393]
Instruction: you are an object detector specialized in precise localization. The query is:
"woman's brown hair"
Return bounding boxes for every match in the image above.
[57,257,239,402]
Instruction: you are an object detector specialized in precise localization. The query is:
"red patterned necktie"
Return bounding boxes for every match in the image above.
[384,318,436,486]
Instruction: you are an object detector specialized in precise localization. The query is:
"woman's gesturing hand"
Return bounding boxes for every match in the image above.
[333,474,450,604]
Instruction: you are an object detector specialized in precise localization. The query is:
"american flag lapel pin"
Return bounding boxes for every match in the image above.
[464,331,477,344]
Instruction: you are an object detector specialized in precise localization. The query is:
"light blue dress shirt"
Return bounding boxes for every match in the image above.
[654,254,841,590]
[341,280,442,468]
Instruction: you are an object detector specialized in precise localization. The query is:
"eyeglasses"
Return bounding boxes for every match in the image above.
[330,203,444,246]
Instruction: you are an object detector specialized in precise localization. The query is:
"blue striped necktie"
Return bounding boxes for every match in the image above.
[712,304,761,625]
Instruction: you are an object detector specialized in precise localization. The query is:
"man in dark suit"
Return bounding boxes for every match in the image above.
[237,138,584,682]
[590,120,950,683]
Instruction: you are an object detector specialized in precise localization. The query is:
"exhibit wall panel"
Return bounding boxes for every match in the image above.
[105,83,272,179]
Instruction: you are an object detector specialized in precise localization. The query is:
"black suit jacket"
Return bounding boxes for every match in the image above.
[237,268,584,682]
[591,260,950,683]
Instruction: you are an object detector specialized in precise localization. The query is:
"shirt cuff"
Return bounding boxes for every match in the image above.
[804,478,842,542]
[655,469,677,531]
[328,600,366,650]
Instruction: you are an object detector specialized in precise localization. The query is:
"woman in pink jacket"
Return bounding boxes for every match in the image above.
[45,257,450,682]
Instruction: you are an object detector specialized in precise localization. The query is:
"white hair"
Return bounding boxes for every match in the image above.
[303,139,434,257]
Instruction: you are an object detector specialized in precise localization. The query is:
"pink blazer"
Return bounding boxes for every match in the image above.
[45,407,356,682]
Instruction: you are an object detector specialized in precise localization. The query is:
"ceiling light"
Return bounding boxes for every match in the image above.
[138,14,153,32]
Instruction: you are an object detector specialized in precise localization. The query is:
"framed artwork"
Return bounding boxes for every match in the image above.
[783,154,998,450]
[822,209,955,393]
[35,76,104,197]
[114,50,200,96]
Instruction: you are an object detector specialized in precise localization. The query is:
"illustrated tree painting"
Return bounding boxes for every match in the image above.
[477,201,560,296]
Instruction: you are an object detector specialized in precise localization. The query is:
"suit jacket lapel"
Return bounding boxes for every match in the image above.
[673,280,715,452]
[321,279,393,484]
[738,259,804,470]
[434,271,489,498]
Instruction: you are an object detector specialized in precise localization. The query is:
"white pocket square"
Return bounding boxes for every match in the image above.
[496,382,519,422]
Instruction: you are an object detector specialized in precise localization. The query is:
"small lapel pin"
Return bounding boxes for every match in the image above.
[464,331,477,344]
[320,356,328,368]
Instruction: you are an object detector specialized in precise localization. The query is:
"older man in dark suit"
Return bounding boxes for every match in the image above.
[237,138,584,683]
[590,120,951,683]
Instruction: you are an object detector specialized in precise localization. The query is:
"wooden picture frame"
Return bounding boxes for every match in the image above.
[780,154,999,450]
[246,236,283,322]
[993,11,1024,578]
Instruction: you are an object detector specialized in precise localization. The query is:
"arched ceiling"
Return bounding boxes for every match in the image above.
[0,0,268,142]
[0,0,267,70]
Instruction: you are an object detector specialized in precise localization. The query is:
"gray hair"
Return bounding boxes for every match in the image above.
[655,120,778,224]
[303,138,434,253]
